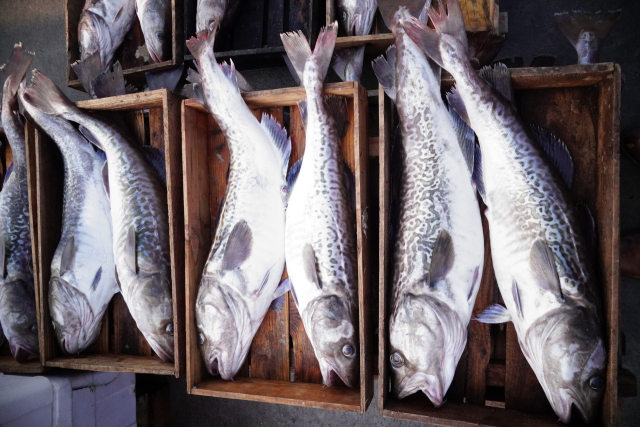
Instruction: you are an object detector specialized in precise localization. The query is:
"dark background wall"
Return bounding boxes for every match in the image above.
[0,0,638,425]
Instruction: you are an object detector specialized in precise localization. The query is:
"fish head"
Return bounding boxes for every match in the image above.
[49,275,104,355]
[527,307,606,424]
[0,279,39,362]
[337,0,358,36]
[389,294,466,406]
[304,294,359,388]
[138,0,170,63]
[128,272,175,362]
[78,12,108,63]
[195,276,250,380]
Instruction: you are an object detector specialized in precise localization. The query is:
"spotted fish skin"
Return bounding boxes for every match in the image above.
[186,22,290,381]
[19,83,117,356]
[400,0,606,422]
[21,70,174,362]
[0,44,38,363]
[373,2,484,407]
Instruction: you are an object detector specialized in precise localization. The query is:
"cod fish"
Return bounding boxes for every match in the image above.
[554,10,621,64]
[0,44,38,362]
[19,84,117,355]
[403,1,606,422]
[196,0,242,34]
[23,71,175,362]
[373,0,484,406]
[281,23,360,388]
[78,0,136,71]
[136,0,170,63]
[186,21,290,380]
[332,0,378,82]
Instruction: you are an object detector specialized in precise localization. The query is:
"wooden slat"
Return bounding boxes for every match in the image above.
[45,354,175,375]
[289,292,322,383]
[0,356,44,374]
[113,294,154,356]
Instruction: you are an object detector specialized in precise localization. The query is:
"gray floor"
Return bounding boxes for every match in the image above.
[0,0,638,425]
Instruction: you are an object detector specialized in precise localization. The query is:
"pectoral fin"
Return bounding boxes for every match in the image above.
[60,236,76,274]
[302,243,322,290]
[221,220,253,271]
[270,277,291,313]
[430,230,455,283]
[529,239,564,300]
[125,225,137,274]
[475,304,511,324]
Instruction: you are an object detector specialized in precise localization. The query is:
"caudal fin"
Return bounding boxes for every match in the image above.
[281,22,338,85]
[92,61,127,98]
[71,51,102,97]
[372,45,397,102]
[377,0,428,31]
[1,43,34,99]
[401,0,468,68]
[332,46,365,82]
[186,18,220,64]
[467,32,505,69]
[146,63,185,92]
[22,70,78,118]
[554,10,621,47]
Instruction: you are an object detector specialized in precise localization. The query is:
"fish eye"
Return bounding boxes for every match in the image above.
[198,332,205,345]
[589,375,604,391]
[31,324,37,333]
[390,352,404,368]
[156,31,164,41]
[166,323,174,336]
[342,343,355,358]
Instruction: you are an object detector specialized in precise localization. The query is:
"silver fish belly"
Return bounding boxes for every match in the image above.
[376,7,484,406]
[187,24,290,380]
[282,24,360,388]
[0,44,38,362]
[19,88,117,356]
[79,0,136,70]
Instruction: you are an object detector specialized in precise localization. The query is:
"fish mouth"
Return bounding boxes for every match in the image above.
[9,337,37,363]
[397,372,445,407]
[555,388,590,424]
[147,337,174,362]
[147,45,162,63]
[319,358,354,388]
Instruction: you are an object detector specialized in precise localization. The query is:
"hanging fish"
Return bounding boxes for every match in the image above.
[136,0,170,63]
[402,0,606,422]
[554,10,621,64]
[332,0,378,82]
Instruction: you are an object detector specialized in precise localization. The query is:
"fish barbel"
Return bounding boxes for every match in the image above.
[19,83,117,356]
[186,21,290,380]
[0,43,38,363]
[373,0,484,406]
[402,1,606,422]
[281,22,360,388]
[22,71,175,362]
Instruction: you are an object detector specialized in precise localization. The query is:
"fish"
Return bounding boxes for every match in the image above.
[18,84,117,356]
[186,20,290,380]
[554,10,621,64]
[281,23,360,388]
[22,70,175,362]
[372,0,484,406]
[196,0,242,34]
[136,0,170,63]
[0,44,38,363]
[331,0,378,82]
[402,1,606,422]
[78,0,137,72]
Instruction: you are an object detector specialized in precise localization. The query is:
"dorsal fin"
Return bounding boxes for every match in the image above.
[91,62,127,98]
[529,239,564,301]
[446,86,470,127]
[2,43,34,99]
[260,114,292,178]
[378,0,428,30]
[222,220,253,271]
[372,45,396,102]
[479,63,514,104]
[529,125,574,189]
[324,95,348,139]
[3,162,13,184]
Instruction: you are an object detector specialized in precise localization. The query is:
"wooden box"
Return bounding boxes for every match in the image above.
[0,125,45,374]
[378,64,624,426]
[183,0,323,69]
[66,0,184,91]
[182,82,372,411]
[31,90,186,376]
[328,0,500,56]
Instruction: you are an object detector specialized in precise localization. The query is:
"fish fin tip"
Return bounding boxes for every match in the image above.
[372,45,397,102]
[260,114,291,177]
[331,46,365,82]
[311,22,339,81]
[71,51,102,96]
[286,158,303,201]
[23,70,76,117]
[430,229,455,283]
[280,30,312,83]
[445,86,470,127]
[529,125,574,188]
[475,304,511,324]
[449,107,475,174]
[2,43,34,98]
[479,63,514,104]
[235,69,253,92]
[3,162,13,184]
[222,220,253,271]
[90,266,102,292]
[400,16,444,67]
[270,294,287,312]
[145,63,184,92]
[529,239,564,300]
[92,61,126,98]
[302,243,322,290]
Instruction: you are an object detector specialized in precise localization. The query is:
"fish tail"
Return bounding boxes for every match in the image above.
[372,45,397,102]
[146,63,184,92]
[554,10,621,46]
[92,61,127,98]
[186,17,220,64]
[1,43,34,99]
[401,0,468,68]
[281,22,338,85]
[377,0,429,31]
[71,51,102,96]
[22,70,79,119]
[331,46,365,82]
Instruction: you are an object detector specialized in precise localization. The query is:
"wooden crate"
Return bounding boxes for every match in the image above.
[328,0,500,56]
[378,64,624,426]
[0,124,45,374]
[31,90,186,376]
[183,0,323,69]
[183,82,372,411]
[66,0,184,91]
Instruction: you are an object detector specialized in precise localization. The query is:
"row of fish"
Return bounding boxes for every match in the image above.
[0,43,176,363]
[373,0,606,423]
[186,19,360,387]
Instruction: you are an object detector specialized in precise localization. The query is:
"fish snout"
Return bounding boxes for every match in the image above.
[397,372,445,407]
[9,336,37,362]
[555,388,594,424]
[147,334,174,362]
[319,358,355,388]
